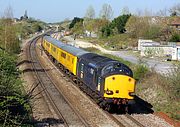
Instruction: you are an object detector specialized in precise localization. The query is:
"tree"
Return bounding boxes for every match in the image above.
[121,6,130,15]
[32,23,43,32]
[156,8,167,17]
[169,3,180,16]
[125,16,149,38]
[101,24,113,37]
[84,19,96,37]
[72,21,84,35]
[101,14,131,37]
[69,17,84,29]
[0,50,33,126]
[169,33,180,42]
[3,6,13,19]
[93,18,109,35]
[0,6,20,53]
[99,3,113,20]
[85,5,95,19]
[125,16,165,39]
[111,14,131,33]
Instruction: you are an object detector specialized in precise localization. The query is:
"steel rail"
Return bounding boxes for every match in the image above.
[29,37,69,127]
[28,36,90,127]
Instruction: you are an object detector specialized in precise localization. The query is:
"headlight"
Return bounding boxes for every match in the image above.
[129,92,135,96]
[105,89,113,95]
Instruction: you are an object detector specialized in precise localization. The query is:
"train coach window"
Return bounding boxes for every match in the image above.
[72,58,74,64]
[67,55,70,61]
[52,47,56,52]
[46,43,50,47]
[61,52,66,59]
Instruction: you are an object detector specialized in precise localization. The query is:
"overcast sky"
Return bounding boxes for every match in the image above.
[0,0,179,23]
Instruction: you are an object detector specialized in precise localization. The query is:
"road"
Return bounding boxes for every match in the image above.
[63,36,175,75]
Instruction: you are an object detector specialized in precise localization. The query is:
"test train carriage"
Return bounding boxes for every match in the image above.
[42,36,136,112]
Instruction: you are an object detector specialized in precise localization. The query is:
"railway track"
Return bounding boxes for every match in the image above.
[39,37,145,127]
[28,36,90,127]
[112,114,145,127]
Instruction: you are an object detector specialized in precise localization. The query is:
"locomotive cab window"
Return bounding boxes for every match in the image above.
[102,64,114,75]
[121,66,133,77]
[102,63,133,77]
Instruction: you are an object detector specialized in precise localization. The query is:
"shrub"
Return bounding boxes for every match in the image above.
[0,50,32,126]
[169,33,180,42]
[133,64,149,81]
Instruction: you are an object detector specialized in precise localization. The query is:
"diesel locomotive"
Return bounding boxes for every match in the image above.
[42,36,135,112]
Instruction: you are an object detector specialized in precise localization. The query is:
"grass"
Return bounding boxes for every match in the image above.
[80,34,137,50]
[136,66,180,121]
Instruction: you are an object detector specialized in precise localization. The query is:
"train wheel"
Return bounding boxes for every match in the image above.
[99,101,106,109]
[105,103,113,112]
[125,105,129,113]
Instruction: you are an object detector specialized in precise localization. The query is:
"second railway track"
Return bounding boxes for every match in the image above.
[28,36,90,127]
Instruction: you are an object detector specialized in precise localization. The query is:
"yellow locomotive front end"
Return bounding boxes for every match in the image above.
[104,75,135,100]
[99,62,135,111]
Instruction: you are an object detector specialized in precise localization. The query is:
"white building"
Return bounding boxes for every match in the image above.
[138,39,160,51]
[141,45,173,57]
[141,45,180,61]
[172,46,180,61]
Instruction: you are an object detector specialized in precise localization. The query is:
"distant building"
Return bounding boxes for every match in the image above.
[138,39,160,51]
[169,17,180,30]
[141,45,173,57]
[20,10,28,20]
[172,46,180,61]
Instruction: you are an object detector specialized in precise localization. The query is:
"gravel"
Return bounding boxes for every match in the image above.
[132,114,173,127]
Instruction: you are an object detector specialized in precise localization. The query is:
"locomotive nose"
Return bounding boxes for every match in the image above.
[104,75,135,99]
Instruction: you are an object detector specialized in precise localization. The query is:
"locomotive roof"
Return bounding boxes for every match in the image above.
[44,36,66,47]
[80,53,117,68]
[80,53,133,77]
[43,36,89,57]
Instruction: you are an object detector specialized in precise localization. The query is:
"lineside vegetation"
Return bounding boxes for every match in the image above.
[84,47,180,121]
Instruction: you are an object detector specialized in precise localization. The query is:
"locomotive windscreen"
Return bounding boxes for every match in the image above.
[101,63,133,77]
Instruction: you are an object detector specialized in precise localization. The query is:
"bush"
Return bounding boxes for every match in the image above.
[69,17,84,29]
[133,65,149,81]
[169,33,180,42]
[0,50,32,126]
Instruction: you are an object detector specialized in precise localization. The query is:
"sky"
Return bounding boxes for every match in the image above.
[0,0,179,23]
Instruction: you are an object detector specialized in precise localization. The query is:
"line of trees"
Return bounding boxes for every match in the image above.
[0,7,21,53]
[0,6,46,54]
[68,3,180,42]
